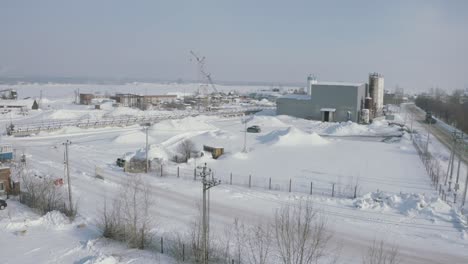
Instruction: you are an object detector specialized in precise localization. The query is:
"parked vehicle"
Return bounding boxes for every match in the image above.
[425,111,437,124]
[0,199,7,210]
[247,125,261,133]
[116,158,126,167]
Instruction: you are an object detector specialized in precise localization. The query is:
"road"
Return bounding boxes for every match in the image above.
[404,103,468,165]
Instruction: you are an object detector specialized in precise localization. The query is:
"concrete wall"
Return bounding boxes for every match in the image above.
[276,97,313,119]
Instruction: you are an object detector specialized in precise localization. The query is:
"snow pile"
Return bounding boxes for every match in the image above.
[38,211,70,227]
[259,127,328,147]
[354,192,447,217]
[151,117,217,134]
[130,145,170,161]
[113,130,150,144]
[323,120,401,136]
[250,115,288,127]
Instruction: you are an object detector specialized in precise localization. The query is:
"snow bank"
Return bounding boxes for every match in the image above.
[354,192,448,217]
[113,130,150,144]
[259,127,328,147]
[150,117,217,134]
[38,211,70,227]
[323,120,401,136]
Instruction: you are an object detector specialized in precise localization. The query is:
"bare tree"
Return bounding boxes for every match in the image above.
[274,201,332,264]
[99,176,153,249]
[20,171,76,218]
[177,139,196,163]
[245,223,272,264]
[363,240,401,264]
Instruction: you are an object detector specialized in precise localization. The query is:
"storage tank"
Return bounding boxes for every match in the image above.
[361,109,370,124]
[306,75,317,96]
[364,96,373,110]
[368,73,384,113]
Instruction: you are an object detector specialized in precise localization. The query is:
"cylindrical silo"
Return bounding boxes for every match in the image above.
[368,73,384,113]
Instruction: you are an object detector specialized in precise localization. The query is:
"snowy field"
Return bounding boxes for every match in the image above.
[0,83,468,263]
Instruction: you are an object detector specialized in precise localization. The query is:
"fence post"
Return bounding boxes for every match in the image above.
[161,237,164,254]
[230,173,232,185]
[249,174,251,188]
[182,244,185,261]
[160,165,163,177]
[194,168,196,180]
[289,178,292,192]
[177,166,180,178]
[354,185,357,199]
[332,183,335,197]
[269,177,272,190]
[310,182,313,195]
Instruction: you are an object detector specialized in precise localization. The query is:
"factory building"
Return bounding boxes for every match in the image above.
[277,76,366,122]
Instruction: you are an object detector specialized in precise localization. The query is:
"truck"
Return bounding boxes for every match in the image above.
[425,111,437,124]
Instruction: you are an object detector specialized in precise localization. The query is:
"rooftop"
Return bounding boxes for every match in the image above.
[279,94,311,100]
[315,81,364,87]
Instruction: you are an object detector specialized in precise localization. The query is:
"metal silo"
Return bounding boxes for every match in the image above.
[368,73,384,114]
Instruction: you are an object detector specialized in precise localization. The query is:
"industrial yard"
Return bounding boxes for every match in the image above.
[2,1,468,264]
[0,81,466,264]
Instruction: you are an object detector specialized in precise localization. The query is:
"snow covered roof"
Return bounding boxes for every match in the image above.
[279,94,311,100]
[315,81,363,87]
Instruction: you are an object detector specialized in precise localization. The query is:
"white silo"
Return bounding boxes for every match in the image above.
[368,73,384,113]
[307,74,317,96]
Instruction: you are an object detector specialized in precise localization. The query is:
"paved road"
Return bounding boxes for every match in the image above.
[404,103,468,165]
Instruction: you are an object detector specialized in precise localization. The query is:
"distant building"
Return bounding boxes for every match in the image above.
[0,167,11,195]
[79,93,95,105]
[276,76,366,122]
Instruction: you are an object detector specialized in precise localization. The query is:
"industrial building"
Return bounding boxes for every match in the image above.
[277,73,384,122]
[277,76,367,122]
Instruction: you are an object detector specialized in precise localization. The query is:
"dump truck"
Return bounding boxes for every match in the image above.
[425,111,437,124]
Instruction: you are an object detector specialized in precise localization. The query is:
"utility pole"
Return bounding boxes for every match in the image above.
[242,115,249,153]
[462,165,468,207]
[447,131,457,191]
[197,163,220,264]
[410,112,414,140]
[143,123,151,173]
[63,140,73,212]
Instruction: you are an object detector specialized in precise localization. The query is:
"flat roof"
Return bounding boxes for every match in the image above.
[315,81,363,87]
[278,94,311,100]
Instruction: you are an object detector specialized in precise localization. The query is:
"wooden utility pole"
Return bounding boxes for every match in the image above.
[242,115,247,153]
[63,140,73,212]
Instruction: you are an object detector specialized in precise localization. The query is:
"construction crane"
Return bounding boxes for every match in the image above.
[190,51,219,95]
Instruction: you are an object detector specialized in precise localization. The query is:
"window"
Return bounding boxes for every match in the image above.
[0,182,4,192]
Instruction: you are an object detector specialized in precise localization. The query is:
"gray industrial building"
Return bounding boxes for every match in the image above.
[277,76,367,122]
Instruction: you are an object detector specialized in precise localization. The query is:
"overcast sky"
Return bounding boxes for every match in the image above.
[1,0,467,92]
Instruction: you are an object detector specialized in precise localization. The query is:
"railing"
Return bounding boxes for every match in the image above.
[6,107,273,136]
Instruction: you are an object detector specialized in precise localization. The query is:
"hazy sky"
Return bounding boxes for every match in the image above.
[1,0,467,91]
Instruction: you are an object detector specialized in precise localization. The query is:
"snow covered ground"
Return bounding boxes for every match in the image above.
[1,84,468,263]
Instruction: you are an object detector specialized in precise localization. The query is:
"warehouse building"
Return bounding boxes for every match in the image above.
[277,76,367,122]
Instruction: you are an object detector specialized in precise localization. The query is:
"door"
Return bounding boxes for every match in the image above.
[323,111,329,122]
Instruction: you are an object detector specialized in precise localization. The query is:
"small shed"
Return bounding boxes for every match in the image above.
[203,145,224,159]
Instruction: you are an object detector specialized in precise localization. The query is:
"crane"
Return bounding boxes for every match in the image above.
[190,51,219,95]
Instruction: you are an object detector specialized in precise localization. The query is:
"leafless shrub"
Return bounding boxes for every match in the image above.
[20,172,76,219]
[99,176,153,249]
[363,240,401,264]
[274,201,332,264]
[176,139,196,163]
